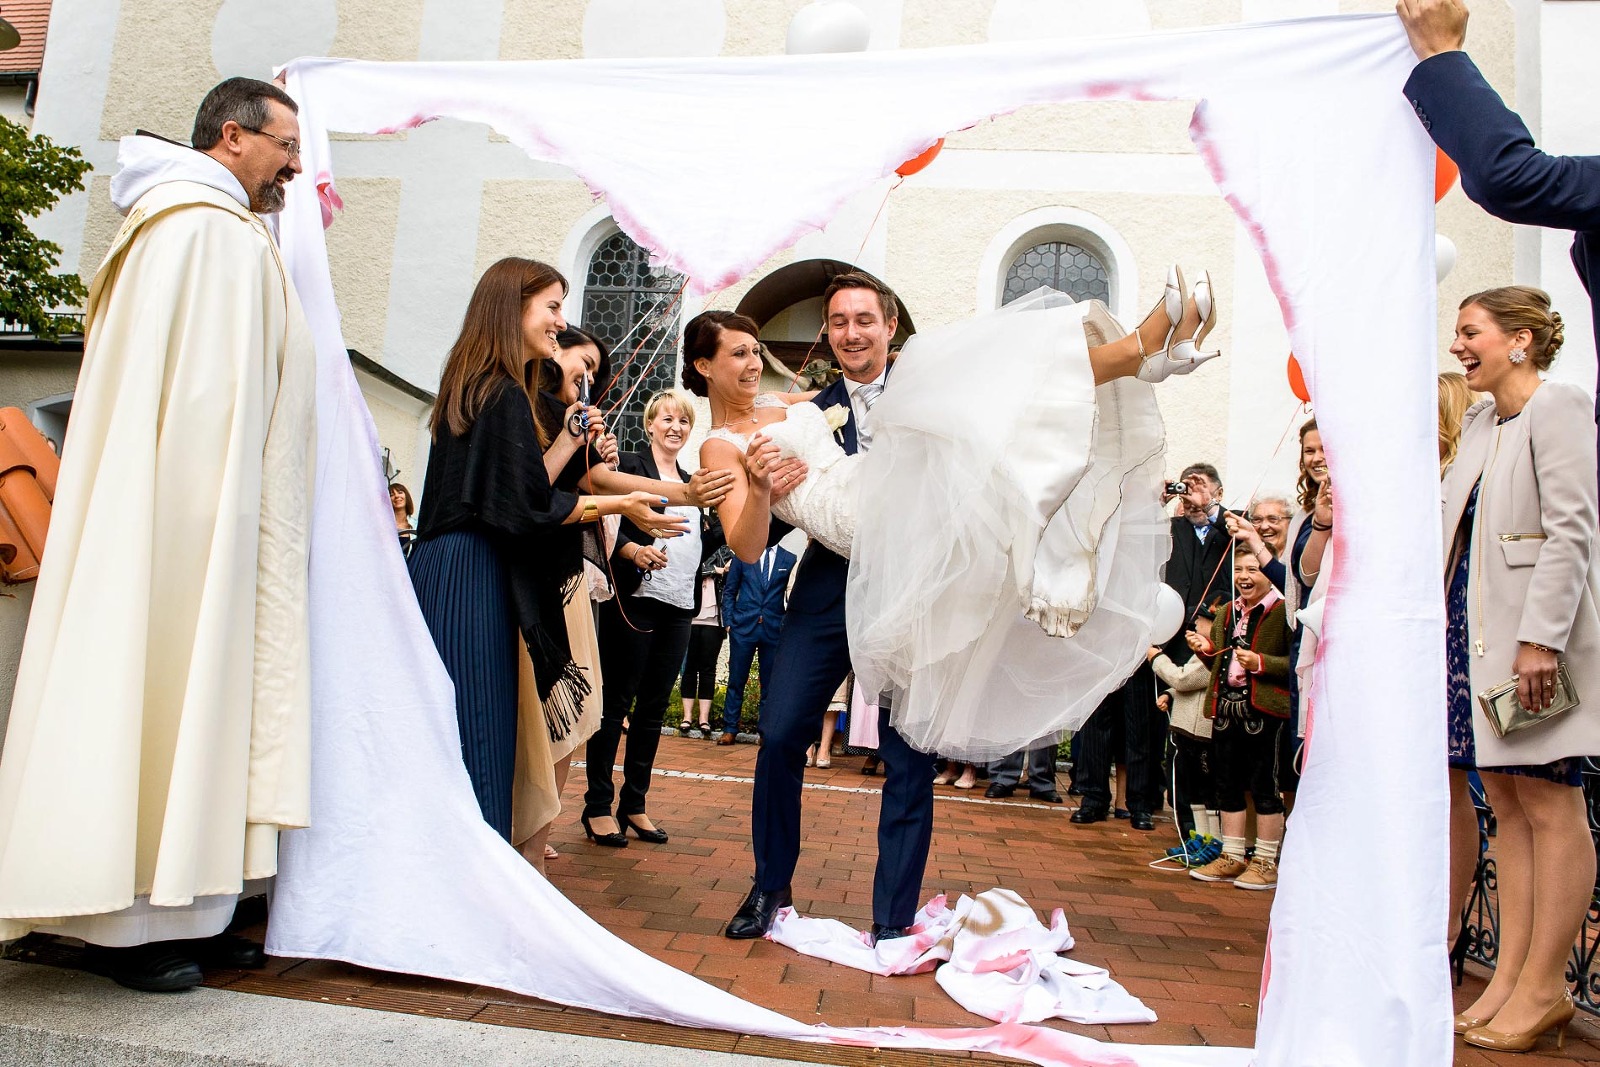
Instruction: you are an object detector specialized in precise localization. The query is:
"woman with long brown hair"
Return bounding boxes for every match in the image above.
[1275,418,1331,801]
[407,257,688,842]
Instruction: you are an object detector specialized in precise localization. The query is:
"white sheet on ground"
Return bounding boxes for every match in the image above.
[770,890,1158,1026]
[268,13,1450,1067]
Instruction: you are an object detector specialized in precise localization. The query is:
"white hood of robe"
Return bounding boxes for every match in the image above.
[110,133,251,215]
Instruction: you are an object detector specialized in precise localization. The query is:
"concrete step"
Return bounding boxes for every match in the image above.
[0,959,807,1067]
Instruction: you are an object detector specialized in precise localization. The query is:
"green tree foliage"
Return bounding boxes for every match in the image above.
[0,116,90,339]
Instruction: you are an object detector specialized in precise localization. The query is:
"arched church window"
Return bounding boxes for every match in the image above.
[1002,241,1110,306]
[582,231,685,451]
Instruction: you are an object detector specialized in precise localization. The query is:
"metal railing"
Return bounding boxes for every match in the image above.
[0,312,85,336]
[1457,758,1600,1015]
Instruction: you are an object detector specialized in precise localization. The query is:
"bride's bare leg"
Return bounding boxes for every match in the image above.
[1085,295,1202,385]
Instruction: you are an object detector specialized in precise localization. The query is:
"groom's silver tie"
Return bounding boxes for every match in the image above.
[855,382,884,452]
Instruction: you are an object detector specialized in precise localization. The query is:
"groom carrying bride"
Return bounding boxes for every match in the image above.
[723,271,936,944]
[703,259,1222,943]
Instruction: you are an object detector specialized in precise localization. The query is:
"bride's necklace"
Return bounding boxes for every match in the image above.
[713,408,759,431]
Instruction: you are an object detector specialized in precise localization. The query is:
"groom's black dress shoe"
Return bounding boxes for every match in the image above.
[1070,804,1109,824]
[725,883,792,939]
[1129,810,1155,832]
[82,943,203,993]
[871,924,909,944]
[984,783,1015,799]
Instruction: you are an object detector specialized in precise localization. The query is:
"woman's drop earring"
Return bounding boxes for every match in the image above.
[1509,346,1528,364]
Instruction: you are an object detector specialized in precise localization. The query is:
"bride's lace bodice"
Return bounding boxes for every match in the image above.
[706,395,858,557]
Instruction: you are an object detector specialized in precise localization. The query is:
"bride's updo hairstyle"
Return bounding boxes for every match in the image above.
[681,310,762,397]
[1460,285,1566,371]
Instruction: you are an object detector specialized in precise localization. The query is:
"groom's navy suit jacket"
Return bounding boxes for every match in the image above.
[1405,51,1600,429]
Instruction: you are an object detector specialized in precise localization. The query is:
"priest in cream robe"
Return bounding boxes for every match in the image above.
[0,78,316,992]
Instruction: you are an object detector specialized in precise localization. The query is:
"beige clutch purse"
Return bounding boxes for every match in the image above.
[1478,662,1580,739]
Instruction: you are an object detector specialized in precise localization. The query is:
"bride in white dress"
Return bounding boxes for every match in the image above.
[690,268,1220,761]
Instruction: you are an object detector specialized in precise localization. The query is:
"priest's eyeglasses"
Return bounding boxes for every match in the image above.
[239,126,301,159]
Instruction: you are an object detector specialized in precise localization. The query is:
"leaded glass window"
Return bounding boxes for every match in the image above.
[582,231,686,451]
[1002,241,1110,306]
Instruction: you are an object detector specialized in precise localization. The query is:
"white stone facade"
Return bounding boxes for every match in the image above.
[12,0,1598,501]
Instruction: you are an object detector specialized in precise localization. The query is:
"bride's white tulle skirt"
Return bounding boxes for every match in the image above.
[848,290,1171,762]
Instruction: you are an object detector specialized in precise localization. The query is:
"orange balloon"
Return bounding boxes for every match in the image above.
[896,138,944,178]
[1287,354,1310,403]
[1435,147,1459,203]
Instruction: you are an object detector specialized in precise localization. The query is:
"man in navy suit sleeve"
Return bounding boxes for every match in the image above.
[1399,0,1600,426]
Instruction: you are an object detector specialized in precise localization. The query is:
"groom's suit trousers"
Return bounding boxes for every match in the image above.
[750,598,936,927]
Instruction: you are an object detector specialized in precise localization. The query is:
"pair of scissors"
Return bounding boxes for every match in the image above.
[567,370,593,438]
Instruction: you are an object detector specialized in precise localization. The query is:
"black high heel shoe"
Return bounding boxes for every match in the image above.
[580,813,628,848]
[620,813,669,844]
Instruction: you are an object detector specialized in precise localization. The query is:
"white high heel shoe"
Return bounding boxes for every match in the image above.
[1137,269,1222,383]
[1131,264,1185,360]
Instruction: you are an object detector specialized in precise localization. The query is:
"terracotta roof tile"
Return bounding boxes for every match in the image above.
[0,0,52,75]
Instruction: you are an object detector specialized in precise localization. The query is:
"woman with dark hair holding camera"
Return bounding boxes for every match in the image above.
[1441,286,1600,1053]
[509,327,619,868]
[521,332,732,860]
[408,257,692,846]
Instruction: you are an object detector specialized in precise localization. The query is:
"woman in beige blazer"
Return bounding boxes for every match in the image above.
[1440,286,1599,1053]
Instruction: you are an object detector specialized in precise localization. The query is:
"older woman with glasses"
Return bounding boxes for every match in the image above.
[1224,494,1294,593]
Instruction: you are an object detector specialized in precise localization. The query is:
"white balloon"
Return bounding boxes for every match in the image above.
[786,0,871,55]
[1150,584,1186,644]
[1436,233,1457,283]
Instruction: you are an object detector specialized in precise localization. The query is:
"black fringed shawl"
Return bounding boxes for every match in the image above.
[415,378,589,739]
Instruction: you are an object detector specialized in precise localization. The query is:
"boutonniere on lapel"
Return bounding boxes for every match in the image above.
[821,404,850,433]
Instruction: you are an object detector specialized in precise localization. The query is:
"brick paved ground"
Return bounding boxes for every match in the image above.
[12,735,1600,1065]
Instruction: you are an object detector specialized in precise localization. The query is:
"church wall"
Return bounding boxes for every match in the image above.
[1533,0,1599,396]
[476,179,603,279]
[354,373,431,498]
[77,174,121,280]
[0,354,79,419]
[0,87,29,125]
[21,0,1536,499]
[324,177,405,362]
[884,184,1237,483]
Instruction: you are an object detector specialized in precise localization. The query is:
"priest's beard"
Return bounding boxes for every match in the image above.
[250,171,293,214]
